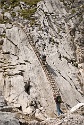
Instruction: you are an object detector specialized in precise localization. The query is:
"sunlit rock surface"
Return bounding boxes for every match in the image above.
[0,0,84,124]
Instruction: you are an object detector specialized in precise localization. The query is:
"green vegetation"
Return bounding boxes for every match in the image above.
[0,0,41,7]
[30,18,36,26]
[9,0,18,3]
[20,0,41,21]
[0,34,6,38]
[11,12,16,18]
[20,8,37,19]
[71,9,76,14]
[0,0,41,24]
[21,0,41,6]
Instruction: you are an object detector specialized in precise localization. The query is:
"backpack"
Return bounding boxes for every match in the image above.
[56,96,62,103]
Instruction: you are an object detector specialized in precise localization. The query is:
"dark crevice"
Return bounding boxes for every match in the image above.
[74,85,84,96]
[18,106,22,111]
[6,36,18,48]
[24,79,31,95]
[19,121,28,125]
[58,72,73,87]
[76,99,81,103]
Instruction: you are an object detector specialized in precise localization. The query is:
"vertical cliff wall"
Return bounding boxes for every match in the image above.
[0,0,84,117]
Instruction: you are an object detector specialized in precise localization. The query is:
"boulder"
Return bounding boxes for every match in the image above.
[0,111,20,125]
[4,12,12,20]
[70,103,84,114]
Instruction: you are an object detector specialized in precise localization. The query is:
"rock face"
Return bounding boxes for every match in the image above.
[0,112,20,125]
[0,0,84,124]
[41,114,84,125]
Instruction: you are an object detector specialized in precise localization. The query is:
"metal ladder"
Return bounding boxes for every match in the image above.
[14,23,61,99]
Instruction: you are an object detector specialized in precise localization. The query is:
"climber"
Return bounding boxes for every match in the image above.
[54,94,64,116]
